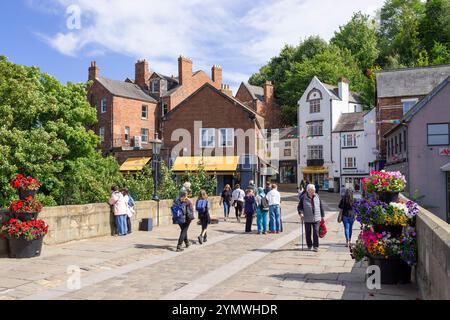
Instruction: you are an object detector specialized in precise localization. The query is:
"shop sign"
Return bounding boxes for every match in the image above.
[439,148,450,156]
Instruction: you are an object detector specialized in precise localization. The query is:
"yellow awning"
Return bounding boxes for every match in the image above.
[302,166,328,174]
[172,156,239,173]
[120,157,152,172]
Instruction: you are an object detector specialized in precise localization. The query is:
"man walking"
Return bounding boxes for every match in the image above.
[232,183,245,223]
[266,184,281,233]
[298,184,325,252]
[264,181,272,195]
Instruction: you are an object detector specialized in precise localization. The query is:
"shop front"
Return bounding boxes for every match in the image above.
[302,166,329,190]
[278,160,297,184]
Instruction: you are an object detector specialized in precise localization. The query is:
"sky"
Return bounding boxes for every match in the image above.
[1,0,385,93]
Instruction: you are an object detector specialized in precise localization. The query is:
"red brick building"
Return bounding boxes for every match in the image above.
[375,64,450,167]
[235,81,281,129]
[87,56,224,165]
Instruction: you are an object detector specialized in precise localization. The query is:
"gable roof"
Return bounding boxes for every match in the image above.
[97,77,157,103]
[333,112,365,132]
[163,83,264,129]
[243,83,265,102]
[322,83,362,104]
[376,64,450,98]
[151,72,179,84]
[384,75,450,137]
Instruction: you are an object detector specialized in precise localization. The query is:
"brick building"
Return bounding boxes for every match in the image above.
[235,81,281,129]
[161,82,273,192]
[87,56,225,165]
[375,64,450,167]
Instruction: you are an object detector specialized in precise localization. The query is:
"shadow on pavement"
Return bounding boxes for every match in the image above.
[135,244,174,251]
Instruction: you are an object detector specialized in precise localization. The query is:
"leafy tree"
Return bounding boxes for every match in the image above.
[122,166,153,201]
[157,161,179,200]
[429,41,450,64]
[419,0,450,52]
[331,12,379,71]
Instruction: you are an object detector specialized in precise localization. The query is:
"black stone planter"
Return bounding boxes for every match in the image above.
[373,224,403,237]
[19,188,37,201]
[11,211,40,221]
[8,237,43,259]
[376,191,400,203]
[368,256,411,284]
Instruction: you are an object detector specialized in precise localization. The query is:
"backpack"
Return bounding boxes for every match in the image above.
[171,200,185,224]
[128,195,135,208]
[196,199,208,216]
[259,196,269,211]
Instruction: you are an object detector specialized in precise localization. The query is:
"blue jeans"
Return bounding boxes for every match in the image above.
[223,201,230,218]
[115,215,128,236]
[269,205,281,232]
[342,215,355,241]
[257,208,268,232]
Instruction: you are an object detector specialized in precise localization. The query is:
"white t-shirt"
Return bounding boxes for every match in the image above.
[266,189,281,206]
[232,188,245,202]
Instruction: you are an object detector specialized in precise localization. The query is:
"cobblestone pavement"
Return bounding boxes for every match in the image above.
[0,192,420,300]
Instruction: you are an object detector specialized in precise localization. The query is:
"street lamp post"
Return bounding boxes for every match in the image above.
[151,134,163,226]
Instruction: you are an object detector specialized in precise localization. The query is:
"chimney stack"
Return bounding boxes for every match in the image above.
[211,65,222,89]
[88,61,99,81]
[178,55,193,86]
[135,59,150,89]
[220,84,233,96]
[263,81,274,107]
[338,77,349,103]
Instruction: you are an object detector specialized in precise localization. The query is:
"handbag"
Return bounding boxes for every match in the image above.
[319,219,327,238]
[337,210,343,223]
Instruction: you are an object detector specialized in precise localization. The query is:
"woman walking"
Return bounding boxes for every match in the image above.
[109,186,128,236]
[174,190,194,252]
[220,184,232,221]
[339,189,355,247]
[232,184,245,223]
[244,189,257,233]
[196,190,210,245]
[255,187,269,234]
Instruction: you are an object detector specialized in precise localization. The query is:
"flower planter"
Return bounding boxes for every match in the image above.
[8,237,43,259]
[11,211,39,221]
[373,224,403,237]
[18,188,37,201]
[376,191,400,203]
[368,256,411,284]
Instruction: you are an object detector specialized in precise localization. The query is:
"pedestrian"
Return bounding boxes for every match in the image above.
[173,190,194,252]
[298,184,325,252]
[196,190,210,244]
[266,184,281,234]
[264,181,272,195]
[108,186,128,236]
[339,189,355,248]
[220,184,232,221]
[300,180,305,192]
[244,189,256,233]
[246,180,256,193]
[255,187,269,234]
[340,185,347,197]
[315,181,320,194]
[122,187,135,234]
[232,183,245,223]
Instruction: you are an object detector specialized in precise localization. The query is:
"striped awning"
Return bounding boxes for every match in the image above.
[171,156,239,173]
[120,157,152,172]
[302,166,328,174]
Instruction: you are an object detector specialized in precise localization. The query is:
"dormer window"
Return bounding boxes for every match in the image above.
[151,79,160,93]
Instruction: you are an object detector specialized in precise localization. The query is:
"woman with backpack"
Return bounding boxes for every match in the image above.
[339,189,355,248]
[196,190,210,245]
[172,190,194,252]
[244,189,257,233]
[255,187,269,234]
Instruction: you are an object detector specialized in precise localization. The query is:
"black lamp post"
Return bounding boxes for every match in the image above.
[151,134,163,226]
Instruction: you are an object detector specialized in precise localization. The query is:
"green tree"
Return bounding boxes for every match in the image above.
[331,12,379,71]
[419,0,450,52]
[122,166,153,201]
[0,56,122,207]
[429,41,450,64]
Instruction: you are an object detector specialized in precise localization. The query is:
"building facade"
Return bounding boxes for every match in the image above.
[375,64,450,168]
[385,76,450,223]
[268,127,298,184]
[297,76,364,192]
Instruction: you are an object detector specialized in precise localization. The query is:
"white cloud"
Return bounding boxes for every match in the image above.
[39,0,385,85]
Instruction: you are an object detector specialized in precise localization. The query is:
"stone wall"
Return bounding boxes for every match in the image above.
[0,196,222,256]
[415,203,450,299]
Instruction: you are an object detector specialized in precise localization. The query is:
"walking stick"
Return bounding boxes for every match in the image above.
[301,218,304,251]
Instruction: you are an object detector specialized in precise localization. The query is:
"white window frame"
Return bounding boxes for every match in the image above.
[219,128,234,147]
[125,127,130,143]
[101,98,107,113]
[285,141,291,147]
[200,128,215,148]
[141,128,149,143]
[401,98,418,115]
[307,121,323,136]
[99,127,105,143]
[142,105,148,119]
[151,79,160,92]
[307,145,323,160]
[284,149,291,157]
[310,99,320,113]
[344,157,356,168]
[427,123,449,146]
[343,133,357,147]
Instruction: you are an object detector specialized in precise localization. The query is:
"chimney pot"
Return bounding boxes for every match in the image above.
[135,59,150,90]
[88,61,99,81]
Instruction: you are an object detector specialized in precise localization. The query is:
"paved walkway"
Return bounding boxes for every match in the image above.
[0,192,419,300]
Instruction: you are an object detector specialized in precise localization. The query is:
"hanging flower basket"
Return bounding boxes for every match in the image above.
[9,198,43,221]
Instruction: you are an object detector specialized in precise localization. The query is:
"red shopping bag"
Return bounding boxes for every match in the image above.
[319,218,327,238]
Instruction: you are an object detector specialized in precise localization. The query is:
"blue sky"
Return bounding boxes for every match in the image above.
[1,0,385,92]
